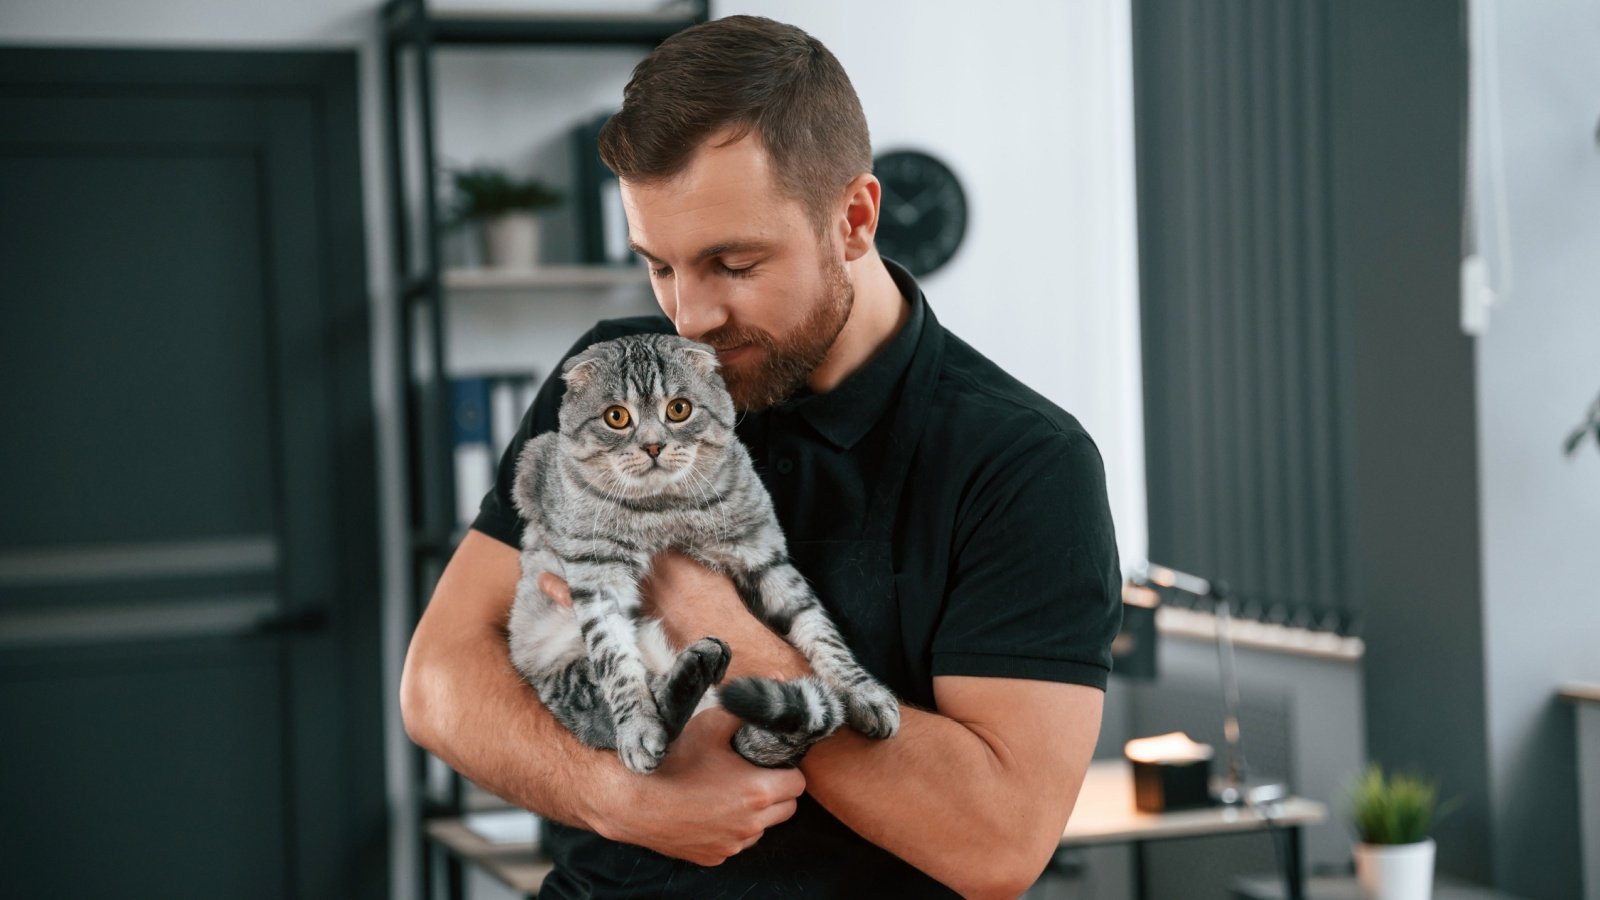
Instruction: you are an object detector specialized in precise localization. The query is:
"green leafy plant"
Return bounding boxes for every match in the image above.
[1348,764,1442,845]
[1565,390,1600,458]
[448,165,563,222]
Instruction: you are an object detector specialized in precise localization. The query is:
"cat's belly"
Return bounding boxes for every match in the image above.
[532,604,687,679]
[634,617,675,674]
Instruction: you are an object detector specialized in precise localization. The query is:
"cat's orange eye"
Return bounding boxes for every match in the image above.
[665,398,693,422]
[603,405,631,429]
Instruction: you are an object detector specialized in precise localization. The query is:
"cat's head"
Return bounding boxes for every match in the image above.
[556,334,737,498]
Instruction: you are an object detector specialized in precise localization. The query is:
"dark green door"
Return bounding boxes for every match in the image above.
[0,49,384,900]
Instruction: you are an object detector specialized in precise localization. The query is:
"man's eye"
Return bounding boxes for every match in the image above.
[719,262,754,278]
[650,265,673,279]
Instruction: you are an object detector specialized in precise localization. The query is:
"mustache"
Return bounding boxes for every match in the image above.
[700,325,776,353]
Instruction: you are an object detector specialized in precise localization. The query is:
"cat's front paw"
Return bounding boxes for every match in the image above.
[615,715,669,774]
[845,681,901,739]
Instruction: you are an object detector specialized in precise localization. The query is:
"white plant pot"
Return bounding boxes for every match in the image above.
[1354,838,1435,900]
[480,212,541,269]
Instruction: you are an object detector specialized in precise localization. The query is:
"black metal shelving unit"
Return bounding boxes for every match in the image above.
[379,2,708,895]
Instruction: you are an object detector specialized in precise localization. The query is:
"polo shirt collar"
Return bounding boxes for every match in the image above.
[774,258,927,451]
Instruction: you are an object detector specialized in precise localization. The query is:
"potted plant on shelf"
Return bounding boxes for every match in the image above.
[1348,764,1444,900]
[448,165,563,269]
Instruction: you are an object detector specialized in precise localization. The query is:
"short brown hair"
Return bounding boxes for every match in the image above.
[597,15,872,230]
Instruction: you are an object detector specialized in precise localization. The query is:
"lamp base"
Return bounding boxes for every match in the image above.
[1213,778,1290,809]
[1130,757,1214,812]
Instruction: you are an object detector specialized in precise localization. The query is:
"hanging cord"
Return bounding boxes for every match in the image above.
[1462,0,1515,334]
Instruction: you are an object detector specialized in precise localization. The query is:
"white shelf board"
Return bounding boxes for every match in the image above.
[431,6,695,26]
[444,265,650,293]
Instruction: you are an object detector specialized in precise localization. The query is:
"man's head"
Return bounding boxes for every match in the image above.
[598,15,879,410]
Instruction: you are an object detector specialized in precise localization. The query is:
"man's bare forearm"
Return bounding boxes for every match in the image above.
[710,616,1080,898]
[801,707,1069,899]
[401,588,622,830]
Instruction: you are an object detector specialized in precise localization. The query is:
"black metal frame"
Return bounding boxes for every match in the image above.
[378,2,708,896]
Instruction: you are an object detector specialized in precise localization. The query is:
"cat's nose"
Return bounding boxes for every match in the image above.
[642,443,663,458]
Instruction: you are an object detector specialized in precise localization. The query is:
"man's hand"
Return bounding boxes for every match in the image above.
[539,552,810,681]
[531,569,805,863]
[403,531,806,869]
[639,552,753,648]
[598,707,805,866]
[538,552,747,647]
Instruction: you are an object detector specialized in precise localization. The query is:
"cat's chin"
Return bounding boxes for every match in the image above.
[611,465,689,497]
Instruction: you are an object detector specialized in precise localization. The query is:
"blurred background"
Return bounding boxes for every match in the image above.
[1,1,1596,898]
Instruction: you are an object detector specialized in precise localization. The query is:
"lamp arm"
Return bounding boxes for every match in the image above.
[1130,562,1260,805]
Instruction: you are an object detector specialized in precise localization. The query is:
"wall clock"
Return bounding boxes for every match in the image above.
[872,149,968,277]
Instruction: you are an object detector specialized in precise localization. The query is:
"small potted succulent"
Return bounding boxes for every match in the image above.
[448,165,563,269]
[1348,764,1445,900]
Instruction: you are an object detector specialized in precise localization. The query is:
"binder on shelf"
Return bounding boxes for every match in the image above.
[573,111,631,266]
[451,377,494,529]
[451,371,543,528]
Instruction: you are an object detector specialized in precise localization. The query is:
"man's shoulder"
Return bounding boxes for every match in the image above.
[931,327,1090,450]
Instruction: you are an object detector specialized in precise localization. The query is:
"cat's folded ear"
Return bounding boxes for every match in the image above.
[561,346,605,391]
[680,341,720,377]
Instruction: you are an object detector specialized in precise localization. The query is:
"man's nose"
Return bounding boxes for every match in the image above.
[642,443,663,458]
[668,276,729,341]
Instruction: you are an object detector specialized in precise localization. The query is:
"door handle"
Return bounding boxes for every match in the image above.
[252,607,329,636]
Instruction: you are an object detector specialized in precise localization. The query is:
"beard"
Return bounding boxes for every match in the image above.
[701,251,854,411]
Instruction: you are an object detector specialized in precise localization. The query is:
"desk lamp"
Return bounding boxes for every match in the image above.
[1129,561,1288,810]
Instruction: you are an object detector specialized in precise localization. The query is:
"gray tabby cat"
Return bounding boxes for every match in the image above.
[507,333,900,774]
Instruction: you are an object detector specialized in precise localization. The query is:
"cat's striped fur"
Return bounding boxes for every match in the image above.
[507,333,900,772]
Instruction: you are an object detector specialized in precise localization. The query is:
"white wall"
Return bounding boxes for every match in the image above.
[1472,0,1600,897]
[722,0,1149,574]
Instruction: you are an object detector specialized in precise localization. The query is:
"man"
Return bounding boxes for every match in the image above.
[401,15,1121,899]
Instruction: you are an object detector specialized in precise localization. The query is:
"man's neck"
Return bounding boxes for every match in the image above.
[807,252,910,394]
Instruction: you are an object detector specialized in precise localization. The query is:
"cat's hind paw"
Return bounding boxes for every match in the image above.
[686,636,732,684]
[615,716,669,774]
[845,681,901,739]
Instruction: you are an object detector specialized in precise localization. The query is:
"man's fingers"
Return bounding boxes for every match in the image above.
[763,766,807,801]
[538,572,573,608]
[755,797,799,829]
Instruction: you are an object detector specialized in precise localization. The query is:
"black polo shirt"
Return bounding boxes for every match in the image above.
[472,259,1122,898]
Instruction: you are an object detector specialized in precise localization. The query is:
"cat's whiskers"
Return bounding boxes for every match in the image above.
[682,458,727,542]
[592,455,626,542]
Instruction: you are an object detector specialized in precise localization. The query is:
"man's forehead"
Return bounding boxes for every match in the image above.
[619,129,803,257]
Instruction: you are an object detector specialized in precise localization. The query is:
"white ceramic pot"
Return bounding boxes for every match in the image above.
[1354,838,1435,900]
[480,211,540,269]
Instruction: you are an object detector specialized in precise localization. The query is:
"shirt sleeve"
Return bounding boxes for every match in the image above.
[469,326,600,547]
[930,427,1123,690]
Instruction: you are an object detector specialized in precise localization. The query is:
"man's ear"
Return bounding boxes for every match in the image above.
[838,172,880,263]
[561,348,604,391]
